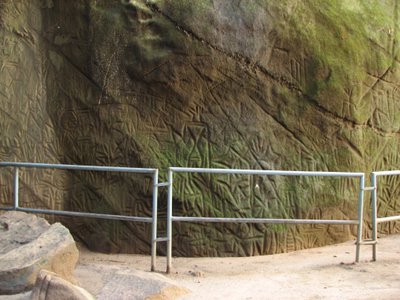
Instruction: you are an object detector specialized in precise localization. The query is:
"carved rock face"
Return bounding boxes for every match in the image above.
[1,0,400,256]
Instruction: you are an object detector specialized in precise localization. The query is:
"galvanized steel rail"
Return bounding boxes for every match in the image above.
[370,170,400,261]
[0,162,160,271]
[158,167,367,273]
[3,162,395,273]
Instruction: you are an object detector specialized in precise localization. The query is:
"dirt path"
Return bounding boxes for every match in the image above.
[76,234,400,299]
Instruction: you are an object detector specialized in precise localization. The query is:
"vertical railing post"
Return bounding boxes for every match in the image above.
[166,168,173,274]
[13,167,19,210]
[371,173,377,261]
[151,169,159,272]
[355,174,365,262]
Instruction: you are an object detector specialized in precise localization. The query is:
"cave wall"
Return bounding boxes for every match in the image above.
[1,0,400,256]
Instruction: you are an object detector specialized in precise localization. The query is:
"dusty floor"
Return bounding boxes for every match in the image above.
[76,233,400,299]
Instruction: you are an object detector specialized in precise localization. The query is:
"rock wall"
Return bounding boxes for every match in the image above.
[1,0,400,256]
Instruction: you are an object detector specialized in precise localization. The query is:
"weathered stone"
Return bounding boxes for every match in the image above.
[97,270,189,300]
[30,270,94,300]
[0,211,50,256]
[1,0,400,257]
[74,264,188,300]
[0,212,78,294]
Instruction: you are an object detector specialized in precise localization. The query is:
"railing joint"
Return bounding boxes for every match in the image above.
[156,182,170,187]
[154,237,169,242]
[357,240,378,246]
[362,186,375,191]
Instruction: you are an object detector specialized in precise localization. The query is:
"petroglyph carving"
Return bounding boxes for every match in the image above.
[1,0,400,256]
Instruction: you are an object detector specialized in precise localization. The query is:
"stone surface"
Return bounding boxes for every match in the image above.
[1,0,400,256]
[75,264,188,300]
[0,211,50,255]
[0,292,30,300]
[30,270,94,300]
[0,212,79,294]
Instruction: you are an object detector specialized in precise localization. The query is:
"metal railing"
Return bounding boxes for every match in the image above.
[370,170,400,261]
[157,167,367,273]
[4,162,397,273]
[0,162,160,271]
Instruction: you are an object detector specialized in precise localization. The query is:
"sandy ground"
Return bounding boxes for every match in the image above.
[75,233,400,299]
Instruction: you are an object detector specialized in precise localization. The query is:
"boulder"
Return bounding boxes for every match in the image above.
[97,270,188,300]
[0,211,50,255]
[75,264,189,300]
[0,212,78,294]
[30,270,94,300]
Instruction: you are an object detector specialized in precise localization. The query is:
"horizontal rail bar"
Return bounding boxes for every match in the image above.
[171,216,359,225]
[0,162,156,173]
[373,170,400,176]
[155,237,169,242]
[0,206,14,211]
[156,182,170,187]
[357,240,377,245]
[16,207,153,223]
[377,215,400,223]
[170,167,363,177]
[362,187,375,191]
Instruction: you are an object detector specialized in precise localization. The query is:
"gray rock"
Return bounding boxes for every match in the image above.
[98,270,188,300]
[0,291,30,300]
[30,270,94,300]
[0,212,78,295]
[0,211,50,255]
[75,264,189,299]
